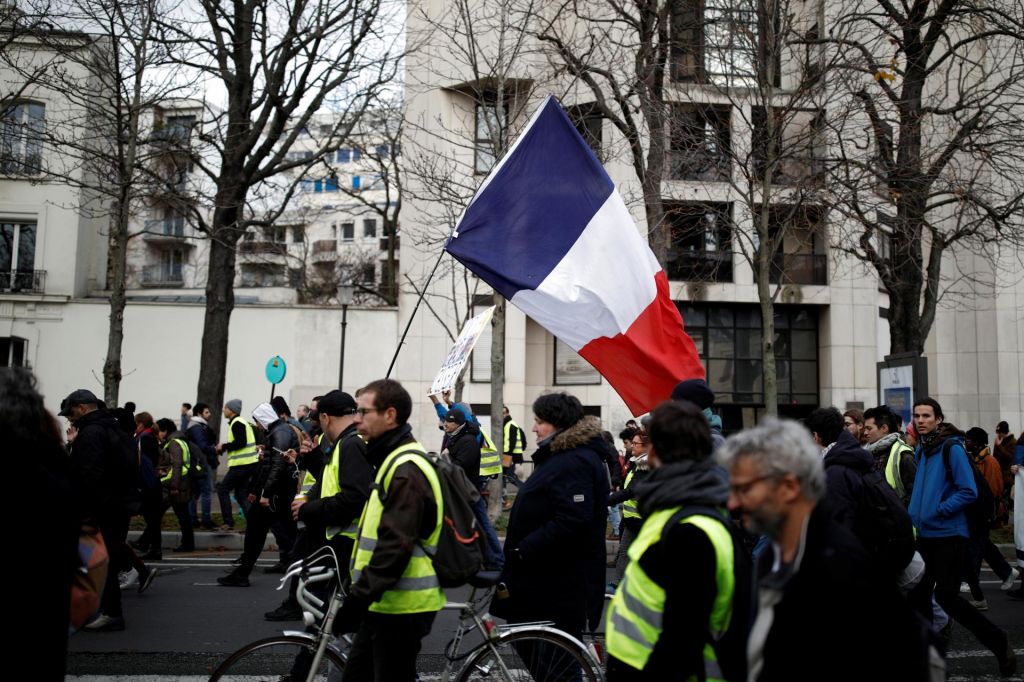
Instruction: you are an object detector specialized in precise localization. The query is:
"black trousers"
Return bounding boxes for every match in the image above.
[237,499,296,576]
[217,463,256,526]
[138,496,195,552]
[342,611,437,682]
[914,536,1008,656]
[98,513,129,618]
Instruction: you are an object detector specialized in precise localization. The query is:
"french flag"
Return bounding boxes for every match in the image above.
[446,96,704,416]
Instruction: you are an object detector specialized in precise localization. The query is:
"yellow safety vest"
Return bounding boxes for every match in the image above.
[321,433,360,541]
[606,508,735,678]
[227,416,258,466]
[478,428,502,477]
[350,441,444,614]
[885,439,914,499]
[503,420,524,455]
[160,438,192,483]
[299,433,325,496]
[622,469,641,519]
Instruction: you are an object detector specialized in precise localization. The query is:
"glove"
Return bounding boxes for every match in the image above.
[332,593,370,634]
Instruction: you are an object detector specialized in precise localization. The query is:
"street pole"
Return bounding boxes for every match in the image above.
[339,302,348,389]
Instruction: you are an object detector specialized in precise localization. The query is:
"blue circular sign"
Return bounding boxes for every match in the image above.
[265,355,287,384]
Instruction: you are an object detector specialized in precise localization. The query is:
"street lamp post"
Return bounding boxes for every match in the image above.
[337,282,355,390]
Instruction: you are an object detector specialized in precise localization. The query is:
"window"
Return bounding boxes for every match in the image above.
[359,263,375,285]
[240,264,287,287]
[285,150,314,162]
[751,107,825,186]
[671,0,762,87]
[475,94,508,175]
[292,226,305,243]
[325,176,338,192]
[554,339,600,385]
[0,337,28,367]
[163,115,195,145]
[0,222,37,291]
[352,175,361,190]
[337,148,351,163]
[374,144,389,159]
[665,203,733,282]
[363,219,377,238]
[567,103,603,160]
[767,205,827,285]
[341,222,354,241]
[264,226,286,243]
[1,101,44,175]
[352,147,362,162]
[669,105,731,182]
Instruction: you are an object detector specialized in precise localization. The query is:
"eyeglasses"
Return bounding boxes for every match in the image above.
[844,420,856,428]
[729,474,777,498]
[355,407,379,416]
[630,440,647,448]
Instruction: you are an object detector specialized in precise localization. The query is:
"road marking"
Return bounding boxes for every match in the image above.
[946,648,1024,659]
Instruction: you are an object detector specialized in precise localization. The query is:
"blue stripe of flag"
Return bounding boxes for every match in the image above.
[446,97,614,300]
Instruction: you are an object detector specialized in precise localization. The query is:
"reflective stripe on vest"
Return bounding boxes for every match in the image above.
[321,435,359,541]
[160,438,192,483]
[606,508,735,676]
[350,441,444,614]
[479,429,502,476]
[622,469,641,519]
[503,420,523,455]
[300,470,316,495]
[227,417,258,466]
[885,440,912,499]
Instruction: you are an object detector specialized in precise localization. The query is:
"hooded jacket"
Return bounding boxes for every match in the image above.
[909,424,976,539]
[186,416,218,469]
[68,408,138,521]
[822,430,875,531]
[497,418,611,637]
[251,418,299,499]
[607,459,751,682]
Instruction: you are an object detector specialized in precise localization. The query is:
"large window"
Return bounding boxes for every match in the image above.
[475,94,508,175]
[163,115,195,146]
[363,219,377,239]
[341,222,354,242]
[554,339,600,385]
[0,222,37,291]
[671,0,760,87]
[678,303,818,407]
[752,107,825,186]
[1,102,44,175]
[669,104,731,182]
[665,203,733,282]
[767,205,827,285]
[0,337,28,368]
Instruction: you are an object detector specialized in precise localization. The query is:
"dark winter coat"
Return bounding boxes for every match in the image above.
[445,423,482,485]
[251,419,299,500]
[186,418,219,470]
[494,418,611,638]
[821,429,875,531]
[299,425,373,534]
[68,408,138,521]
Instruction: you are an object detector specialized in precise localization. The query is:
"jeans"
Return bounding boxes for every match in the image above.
[217,463,255,527]
[190,465,214,525]
[473,496,504,570]
[342,611,436,682]
[608,504,622,536]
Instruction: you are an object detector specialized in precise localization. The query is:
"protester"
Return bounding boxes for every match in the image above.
[670,378,725,450]
[863,405,916,506]
[331,379,444,681]
[494,392,610,645]
[843,408,865,444]
[153,418,195,553]
[1011,432,1024,599]
[180,402,192,432]
[609,431,651,591]
[186,402,218,530]
[501,405,526,509]
[605,401,751,681]
[132,412,165,560]
[719,418,931,681]
[907,398,1015,676]
[216,399,259,530]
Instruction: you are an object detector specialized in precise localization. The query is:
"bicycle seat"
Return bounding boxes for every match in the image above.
[466,570,502,588]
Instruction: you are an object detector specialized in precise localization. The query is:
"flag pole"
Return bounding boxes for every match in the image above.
[386,247,448,379]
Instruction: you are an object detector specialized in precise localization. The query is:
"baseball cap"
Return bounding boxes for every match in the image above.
[58,389,104,417]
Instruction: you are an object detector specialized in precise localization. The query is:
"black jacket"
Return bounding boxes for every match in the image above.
[754,504,930,682]
[445,423,482,484]
[299,425,373,533]
[496,418,611,637]
[821,430,874,531]
[251,419,299,499]
[68,408,138,521]
[186,418,219,470]
[607,459,751,682]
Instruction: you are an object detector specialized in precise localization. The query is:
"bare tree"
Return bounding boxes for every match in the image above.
[7,0,193,405]
[156,0,401,420]
[823,0,1024,355]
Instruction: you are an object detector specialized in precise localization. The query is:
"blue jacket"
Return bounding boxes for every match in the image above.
[908,429,976,539]
[1014,437,1024,466]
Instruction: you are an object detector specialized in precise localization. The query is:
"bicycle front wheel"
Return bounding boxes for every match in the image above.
[208,635,346,682]
[457,628,602,682]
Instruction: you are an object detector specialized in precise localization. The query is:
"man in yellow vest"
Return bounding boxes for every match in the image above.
[862,405,916,506]
[501,406,525,509]
[154,418,196,555]
[605,401,750,681]
[215,398,258,530]
[334,379,444,682]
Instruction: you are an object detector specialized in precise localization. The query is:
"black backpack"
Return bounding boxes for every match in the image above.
[380,449,486,587]
[856,469,916,577]
[941,441,996,530]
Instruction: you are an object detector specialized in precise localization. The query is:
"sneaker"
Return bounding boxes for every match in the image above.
[263,561,287,574]
[138,568,158,594]
[967,597,989,611]
[217,572,250,587]
[1001,568,1020,591]
[118,568,139,591]
[83,613,126,632]
[960,582,971,593]
[264,600,303,621]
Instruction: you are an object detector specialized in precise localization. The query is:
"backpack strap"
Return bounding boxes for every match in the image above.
[374,448,432,504]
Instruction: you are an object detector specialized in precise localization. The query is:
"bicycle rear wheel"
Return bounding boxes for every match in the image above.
[457,628,602,682]
[208,635,345,682]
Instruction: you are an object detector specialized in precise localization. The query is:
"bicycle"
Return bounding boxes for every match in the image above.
[208,547,604,682]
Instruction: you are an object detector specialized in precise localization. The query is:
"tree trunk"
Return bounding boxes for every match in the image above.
[196,214,239,437]
[102,206,129,406]
[755,203,778,417]
[488,293,505,522]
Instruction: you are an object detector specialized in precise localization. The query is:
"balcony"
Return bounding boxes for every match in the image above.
[143,218,192,245]
[769,253,827,285]
[752,156,824,187]
[0,270,45,293]
[141,264,184,287]
[239,241,288,256]
[666,251,733,283]
[668,150,731,183]
[312,239,338,263]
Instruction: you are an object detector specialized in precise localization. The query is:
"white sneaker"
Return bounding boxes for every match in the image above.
[959,582,971,593]
[119,568,139,591]
[1002,567,1020,591]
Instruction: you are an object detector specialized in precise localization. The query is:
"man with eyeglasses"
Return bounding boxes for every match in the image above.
[718,418,929,681]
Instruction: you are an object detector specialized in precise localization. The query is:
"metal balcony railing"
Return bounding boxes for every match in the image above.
[141,263,184,286]
[666,251,733,283]
[0,270,45,293]
[143,218,186,238]
[239,241,288,255]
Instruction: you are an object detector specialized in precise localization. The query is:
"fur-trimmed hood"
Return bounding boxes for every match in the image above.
[548,416,604,453]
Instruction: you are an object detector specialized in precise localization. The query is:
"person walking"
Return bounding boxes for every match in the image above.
[863,405,916,506]
[608,431,651,591]
[186,402,218,530]
[153,418,196,553]
[216,399,258,530]
[501,405,526,508]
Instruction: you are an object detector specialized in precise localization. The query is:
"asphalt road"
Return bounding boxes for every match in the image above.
[67,550,1023,680]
